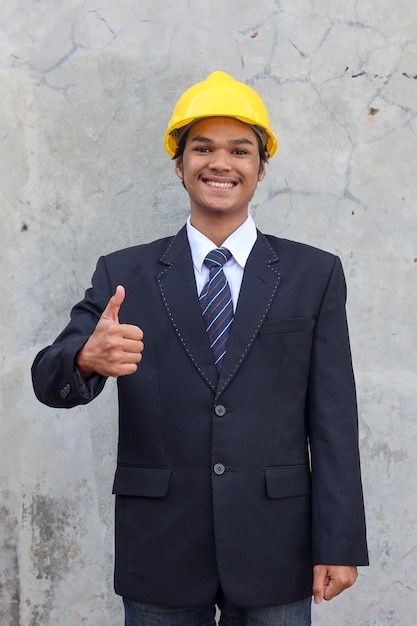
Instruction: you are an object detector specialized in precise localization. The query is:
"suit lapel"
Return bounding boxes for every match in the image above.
[216,232,281,398]
[157,227,281,396]
[157,226,218,391]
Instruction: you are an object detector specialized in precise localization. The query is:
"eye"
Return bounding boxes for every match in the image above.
[233,149,248,156]
[194,146,210,153]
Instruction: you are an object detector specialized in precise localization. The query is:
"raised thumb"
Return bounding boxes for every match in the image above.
[102,285,125,323]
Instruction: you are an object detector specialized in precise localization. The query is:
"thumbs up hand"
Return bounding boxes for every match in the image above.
[76,285,144,379]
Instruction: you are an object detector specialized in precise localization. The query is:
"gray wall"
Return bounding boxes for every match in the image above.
[1,1,416,624]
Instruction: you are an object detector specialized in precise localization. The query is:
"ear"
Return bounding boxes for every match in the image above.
[258,160,266,182]
[175,157,184,180]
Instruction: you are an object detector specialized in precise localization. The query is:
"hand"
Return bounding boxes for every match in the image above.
[313,564,358,604]
[76,285,144,378]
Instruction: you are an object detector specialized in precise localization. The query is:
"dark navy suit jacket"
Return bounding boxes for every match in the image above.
[32,226,368,607]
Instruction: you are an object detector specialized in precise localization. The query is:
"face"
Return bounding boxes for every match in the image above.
[175,117,266,224]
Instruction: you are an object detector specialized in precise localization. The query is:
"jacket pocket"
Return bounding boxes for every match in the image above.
[112,465,172,497]
[265,465,311,499]
[259,317,314,335]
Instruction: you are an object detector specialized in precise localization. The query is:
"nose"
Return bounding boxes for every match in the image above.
[208,149,232,172]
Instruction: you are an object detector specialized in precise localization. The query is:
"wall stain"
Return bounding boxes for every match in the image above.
[0,499,20,626]
[22,489,89,625]
[25,494,75,582]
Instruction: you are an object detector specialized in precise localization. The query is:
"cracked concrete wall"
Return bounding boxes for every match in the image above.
[1,1,416,624]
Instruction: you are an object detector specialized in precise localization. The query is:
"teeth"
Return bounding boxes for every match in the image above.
[205,180,235,189]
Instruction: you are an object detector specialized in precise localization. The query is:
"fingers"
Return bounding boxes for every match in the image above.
[313,565,358,604]
[105,346,143,376]
[312,565,327,604]
[102,285,126,323]
[108,321,143,343]
[84,327,143,378]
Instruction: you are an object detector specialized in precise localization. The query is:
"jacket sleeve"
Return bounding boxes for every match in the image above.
[307,256,368,566]
[31,256,112,408]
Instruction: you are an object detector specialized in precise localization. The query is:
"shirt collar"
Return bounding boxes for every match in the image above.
[186,214,257,273]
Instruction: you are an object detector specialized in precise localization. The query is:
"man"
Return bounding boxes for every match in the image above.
[32,71,368,625]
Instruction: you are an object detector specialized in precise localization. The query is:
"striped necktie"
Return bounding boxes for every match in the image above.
[199,248,234,373]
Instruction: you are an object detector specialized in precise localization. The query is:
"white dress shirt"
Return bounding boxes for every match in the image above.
[186,214,258,311]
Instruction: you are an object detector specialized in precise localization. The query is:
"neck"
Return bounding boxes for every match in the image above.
[189,213,248,247]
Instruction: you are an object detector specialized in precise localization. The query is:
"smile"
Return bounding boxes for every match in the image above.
[204,180,236,189]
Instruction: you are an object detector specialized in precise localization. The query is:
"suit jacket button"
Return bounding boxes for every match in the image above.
[214,405,226,417]
[60,384,71,399]
[213,463,225,475]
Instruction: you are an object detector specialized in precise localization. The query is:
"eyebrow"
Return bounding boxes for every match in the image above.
[190,135,255,146]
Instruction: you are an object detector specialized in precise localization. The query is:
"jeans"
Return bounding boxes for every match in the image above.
[123,595,311,626]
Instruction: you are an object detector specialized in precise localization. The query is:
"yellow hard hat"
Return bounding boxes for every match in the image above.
[164,71,278,159]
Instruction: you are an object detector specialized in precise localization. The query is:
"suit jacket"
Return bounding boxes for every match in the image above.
[32,226,368,607]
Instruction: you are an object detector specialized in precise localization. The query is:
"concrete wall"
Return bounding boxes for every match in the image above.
[1,1,416,624]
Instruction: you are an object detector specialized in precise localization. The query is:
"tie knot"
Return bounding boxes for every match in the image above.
[204,248,232,270]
